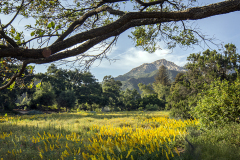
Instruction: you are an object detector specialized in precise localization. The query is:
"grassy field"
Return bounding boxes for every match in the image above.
[0,110,240,160]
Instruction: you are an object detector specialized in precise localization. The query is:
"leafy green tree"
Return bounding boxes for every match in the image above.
[186,44,240,84]
[185,43,240,108]
[45,64,69,97]
[36,65,102,110]
[56,90,76,112]
[168,80,192,119]
[138,82,163,110]
[152,83,170,108]
[192,76,240,129]
[102,75,122,109]
[152,65,171,108]
[138,94,163,110]
[29,82,56,109]
[138,83,155,97]
[120,89,141,111]
[166,72,185,110]
[154,65,171,86]
[1,0,239,90]
[74,71,102,109]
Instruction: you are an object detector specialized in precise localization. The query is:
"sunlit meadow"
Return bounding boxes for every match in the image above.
[0,111,199,160]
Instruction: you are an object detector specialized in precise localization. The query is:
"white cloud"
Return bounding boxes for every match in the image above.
[119,47,172,66]
[93,46,189,70]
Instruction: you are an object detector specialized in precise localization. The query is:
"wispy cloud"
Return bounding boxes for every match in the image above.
[93,46,189,70]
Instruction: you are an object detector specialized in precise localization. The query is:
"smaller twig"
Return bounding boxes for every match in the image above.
[92,14,99,28]
[0,60,29,90]
[3,0,25,29]
[20,35,59,46]
[167,1,180,10]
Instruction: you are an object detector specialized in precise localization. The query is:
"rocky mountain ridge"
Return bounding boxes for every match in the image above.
[126,59,186,76]
[114,59,186,92]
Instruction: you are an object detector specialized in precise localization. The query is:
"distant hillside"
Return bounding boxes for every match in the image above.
[115,59,186,92]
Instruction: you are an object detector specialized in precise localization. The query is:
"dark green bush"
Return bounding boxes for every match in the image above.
[145,104,160,111]
[138,94,163,110]
[192,77,240,129]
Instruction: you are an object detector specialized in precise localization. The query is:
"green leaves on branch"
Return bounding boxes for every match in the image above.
[130,24,199,52]
[30,21,55,37]
[171,30,198,46]
[47,21,55,29]
[7,26,25,45]
[129,25,158,53]
[7,81,15,91]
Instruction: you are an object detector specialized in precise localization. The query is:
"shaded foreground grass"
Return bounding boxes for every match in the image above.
[182,122,240,160]
[0,111,240,159]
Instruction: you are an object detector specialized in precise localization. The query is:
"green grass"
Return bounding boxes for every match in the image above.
[1,110,240,160]
[181,122,240,160]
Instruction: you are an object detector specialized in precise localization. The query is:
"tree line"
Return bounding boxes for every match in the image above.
[1,63,164,112]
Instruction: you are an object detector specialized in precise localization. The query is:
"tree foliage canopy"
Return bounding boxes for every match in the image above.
[192,77,240,129]
[168,43,240,119]
[1,0,240,90]
[154,65,171,86]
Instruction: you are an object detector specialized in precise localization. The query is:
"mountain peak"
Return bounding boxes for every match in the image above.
[114,59,186,92]
[119,59,186,78]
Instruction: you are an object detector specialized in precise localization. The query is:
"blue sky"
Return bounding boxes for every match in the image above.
[1,0,240,82]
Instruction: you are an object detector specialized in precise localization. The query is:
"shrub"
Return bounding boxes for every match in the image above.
[192,77,240,129]
[145,104,160,111]
[138,94,163,109]
[92,103,101,111]
[113,107,121,111]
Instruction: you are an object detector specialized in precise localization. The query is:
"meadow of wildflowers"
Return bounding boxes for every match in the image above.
[0,111,199,160]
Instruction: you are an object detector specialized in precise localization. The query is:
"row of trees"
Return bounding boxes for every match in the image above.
[11,64,164,112]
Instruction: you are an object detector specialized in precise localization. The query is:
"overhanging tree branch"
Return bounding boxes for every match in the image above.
[135,0,167,7]
[1,0,239,60]
[0,0,240,90]
[54,6,124,43]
